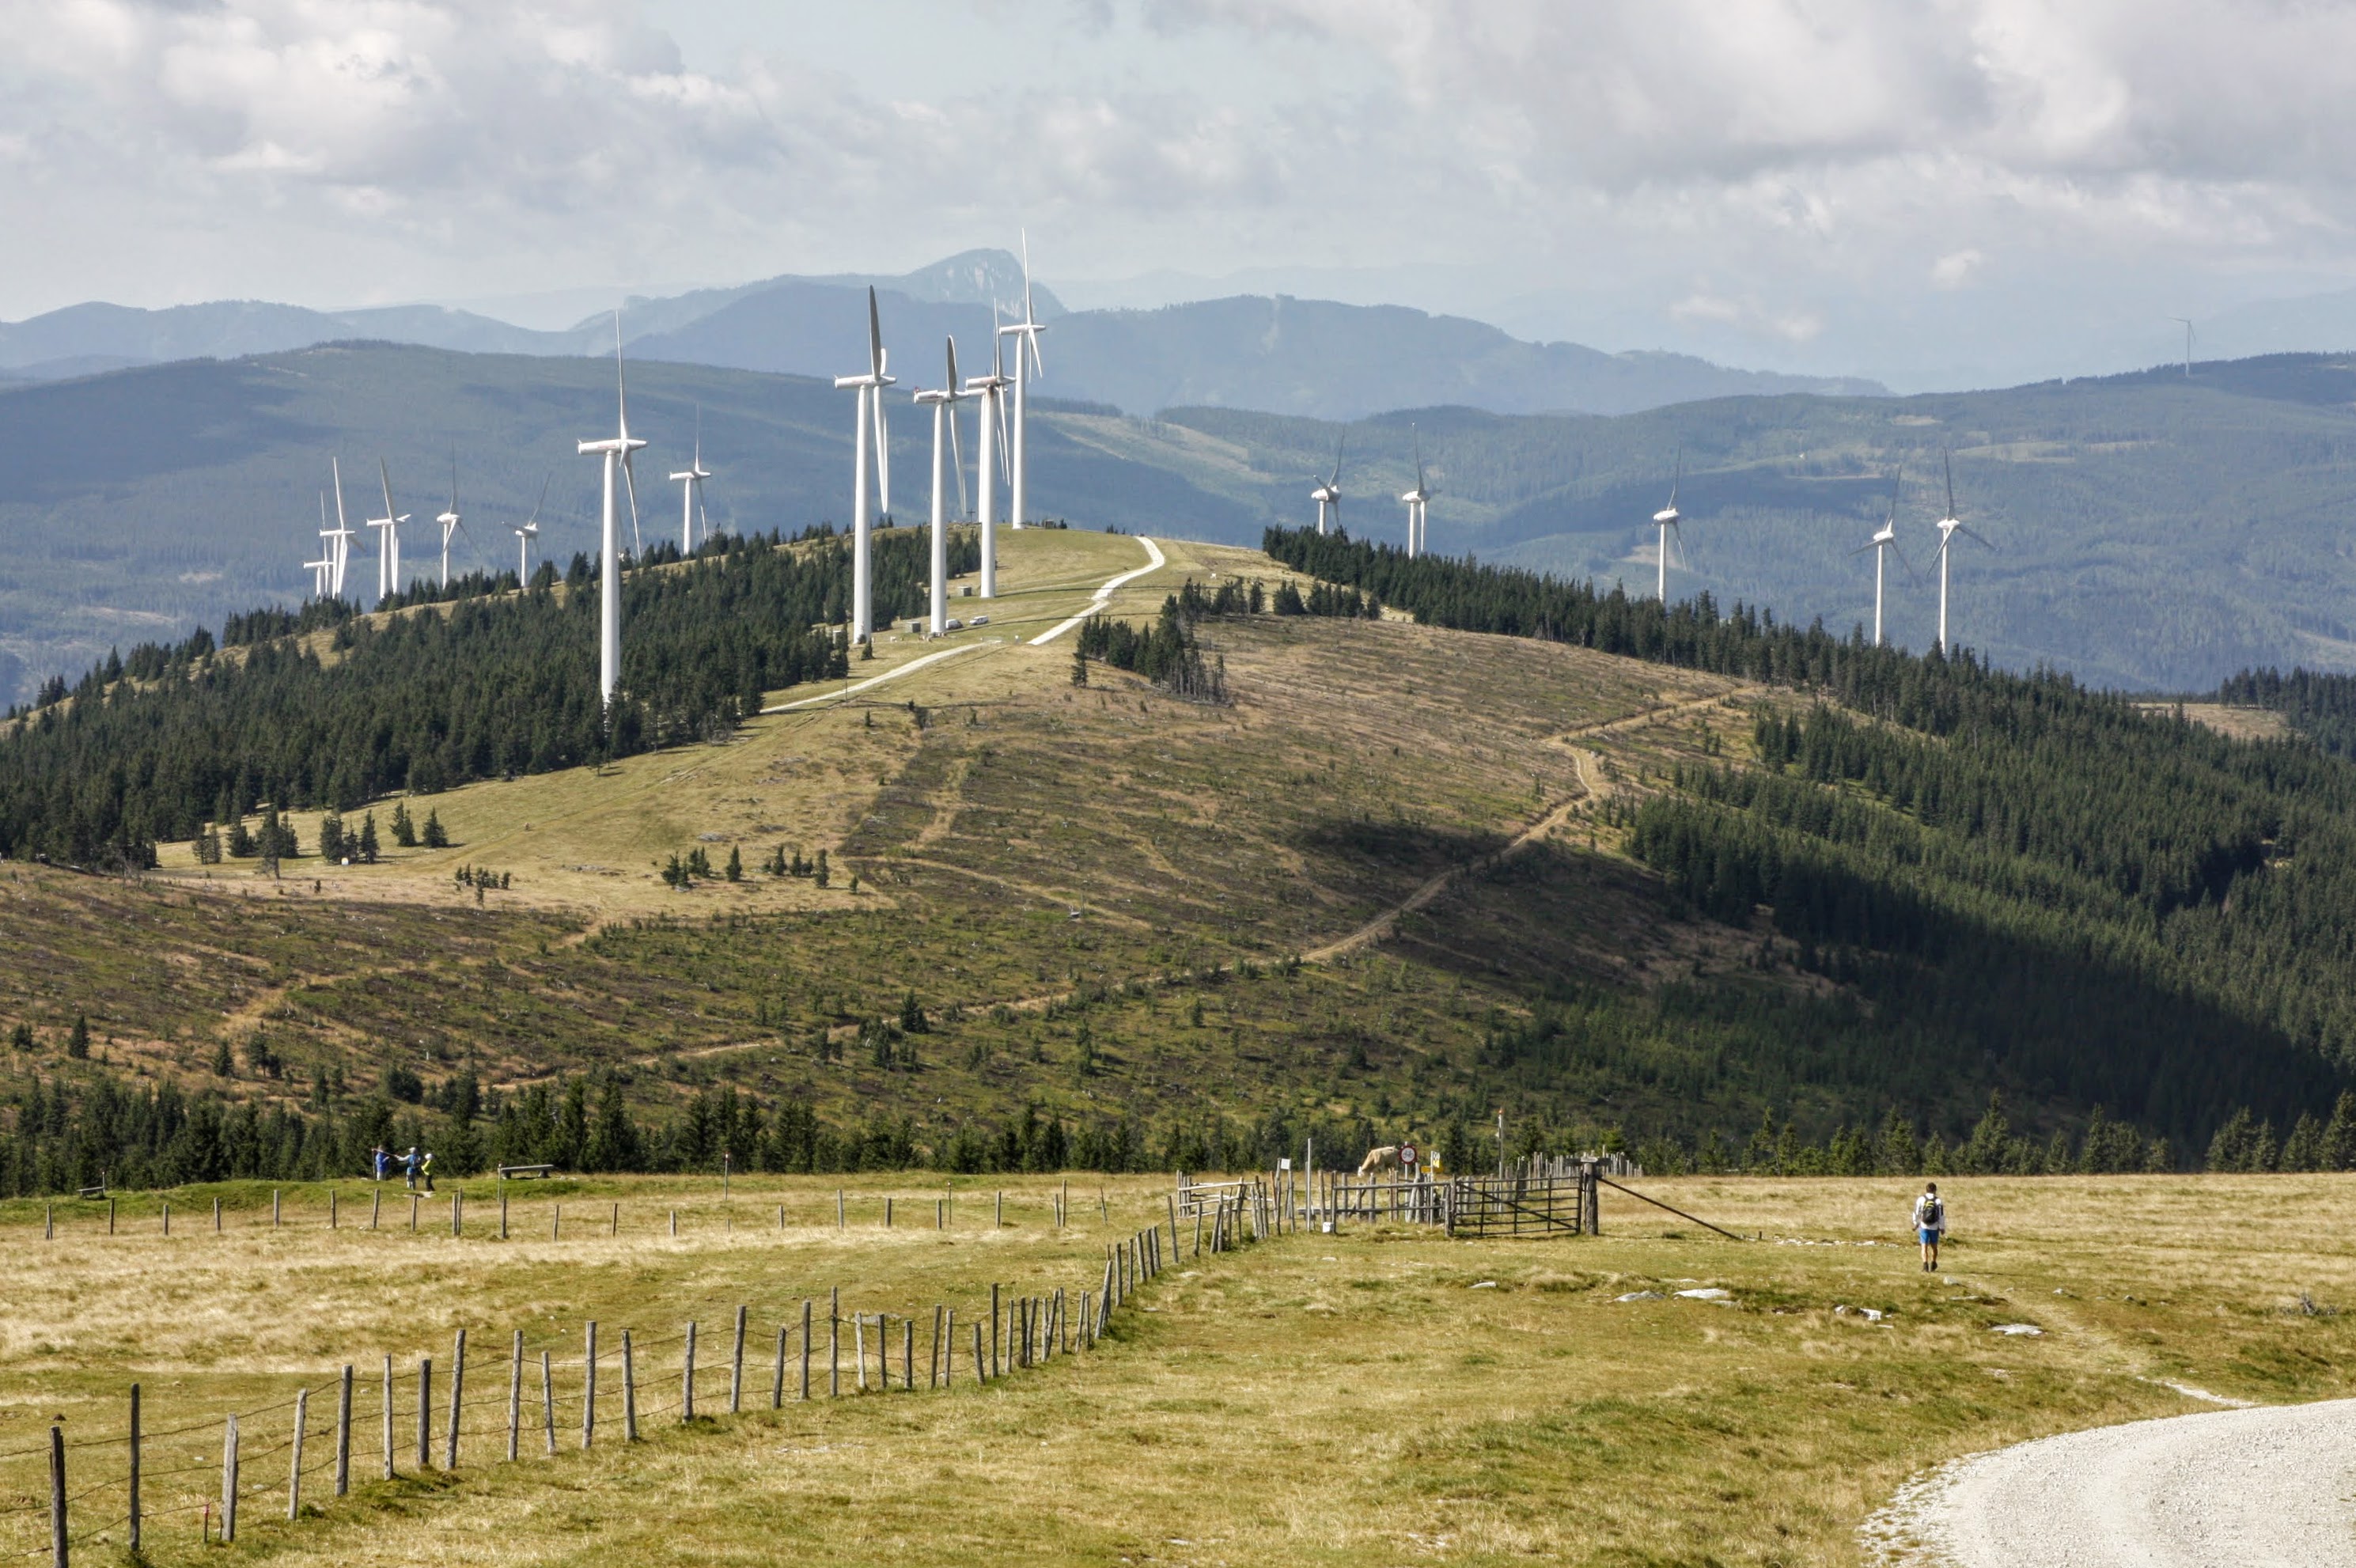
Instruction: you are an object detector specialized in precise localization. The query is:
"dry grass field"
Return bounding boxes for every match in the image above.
[5,1172,2351,1566]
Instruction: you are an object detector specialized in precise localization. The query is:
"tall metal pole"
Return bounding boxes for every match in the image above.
[852,386,873,644]
[600,450,621,707]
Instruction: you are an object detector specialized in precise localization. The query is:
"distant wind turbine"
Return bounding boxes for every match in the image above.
[915,337,973,637]
[997,231,1047,532]
[832,287,896,644]
[435,453,471,589]
[513,475,549,582]
[2168,316,2194,378]
[669,407,713,555]
[326,458,357,598]
[576,312,646,709]
[367,460,410,605]
[1399,426,1433,559]
[1312,436,1345,536]
[1931,449,1994,654]
[1850,464,1915,646]
[962,312,1015,599]
[1651,454,1684,603]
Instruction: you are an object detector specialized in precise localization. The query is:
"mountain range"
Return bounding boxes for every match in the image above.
[0,250,1878,422]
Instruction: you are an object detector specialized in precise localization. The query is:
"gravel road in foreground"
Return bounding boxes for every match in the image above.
[1864,1397,2356,1566]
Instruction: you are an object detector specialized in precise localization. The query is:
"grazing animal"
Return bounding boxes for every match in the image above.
[1358,1145,1403,1176]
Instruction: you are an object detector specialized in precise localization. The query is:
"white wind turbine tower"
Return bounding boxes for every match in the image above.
[1651,454,1684,602]
[435,456,471,589]
[962,315,1014,598]
[997,232,1047,532]
[576,312,647,709]
[2168,316,2194,378]
[1931,449,1993,655]
[669,408,712,555]
[1851,464,1915,646]
[513,475,549,582]
[1312,435,1345,535]
[915,337,973,637]
[304,498,333,598]
[326,458,357,597]
[832,287,896,644]
[1398,426,1433,559]
[367,460,409,605]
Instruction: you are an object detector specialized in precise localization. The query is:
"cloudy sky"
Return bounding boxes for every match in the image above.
[7,0,2356,387]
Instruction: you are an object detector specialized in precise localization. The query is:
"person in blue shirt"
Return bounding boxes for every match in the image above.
[404,1146,421,1191]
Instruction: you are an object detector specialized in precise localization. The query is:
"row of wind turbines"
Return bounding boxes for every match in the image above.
[1313,433,1994,654]
[305,237,1058,714]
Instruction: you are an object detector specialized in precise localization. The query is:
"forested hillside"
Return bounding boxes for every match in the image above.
[1267,526,2356,1145]
[0,528,972,865]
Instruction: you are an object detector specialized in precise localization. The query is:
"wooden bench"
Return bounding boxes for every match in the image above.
[77,1184,107,1199]
[497,1164,557,1180]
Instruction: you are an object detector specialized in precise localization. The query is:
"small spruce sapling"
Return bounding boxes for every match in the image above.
[725,846,743,883]
[391,801,418,848]
[357,812,381,864]
[66,1015,90,1059]
[7,1021,32,1052]
[814,850,830,888]
[422,809,449,849]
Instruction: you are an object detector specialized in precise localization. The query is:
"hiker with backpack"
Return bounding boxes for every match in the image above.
[1912,1182,1946,1271]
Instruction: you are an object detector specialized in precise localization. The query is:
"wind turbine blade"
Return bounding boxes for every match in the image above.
[873,390,892,516]
[1414,426,1426,494]
[1021,228,1032,322]
[1891,537,1922,584]
[868,286,884,378]
[528,472,550,526]
[693,403,702,469]
[623,453,642,556]
[1670,448,1681,508]
[951,404,968,517]
[1888,461,1903,525]
[1959,524,1997,551]
[945,335,960,395]
[1944,446,1956,519]
[332,457,347,529]
[1331,432,1346,486]
[994,386,1011,478]
[1849,540,1881,557]
[379,458,396,519]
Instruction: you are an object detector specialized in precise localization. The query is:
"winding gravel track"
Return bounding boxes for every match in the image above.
[1868,1398,2356,1566]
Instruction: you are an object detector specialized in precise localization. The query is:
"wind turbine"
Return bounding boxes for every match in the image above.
[1850,464,1915,646]
[576,312,646,709]
[367,460,409,605]
[304,502,333,600]
[832,286,896,644]
[326,458,357,598]
[1651,455,1684,603]
[997,231,1047,532]
[669,408,712,555]
[2168,316,2193,378]
[915,337,972,636]
[1398,426,1433,559]
[435,454,469,589]
[962,312,1014,598]
[513,475,548,582]
[1312,435,1345,535]
[1931,448,1993,654]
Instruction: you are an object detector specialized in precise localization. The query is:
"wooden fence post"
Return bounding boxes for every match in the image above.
[445,1329,465,1469]
[995,1190,1003,1228]
[410,1194,419,1233]
[971,1321,985,1387]
[683,1321,698,1422]
[903,1316,913,1392]
[669,1209,676,1238]
[730,1305,746,1414]
[507,1333,522,1463]
[930,1305,945,1389]
[162,1201,169,1237]
[885,1197,892,1229]
[500,1182,509,1240]
[128,1384,142,1552]
[369,1189,379,1230]
[853,1313,866,1393]
[554,1203,562,1240]
[772,1326,787,1410]
[381,1355,395,1480]
[990,1285,1001,1379]
[581,1322,597,1449]
[623,1330,638,1441]
[44,1203,51,1240]
[837,1189,845,1229]
[539,1351,555,1456]
[288,1387,308,1521]
[46,1425,63,1568]
[611,1202,618,1237]
[829,1289,841,1397]
[801,1299,813,1400]
[416,1358,431,1470]
[108,1198,115,1234]
[220,1413,238,1544]
[335,1365,352,1496]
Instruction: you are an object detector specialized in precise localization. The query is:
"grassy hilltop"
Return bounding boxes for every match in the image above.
[6,525,2356,1191]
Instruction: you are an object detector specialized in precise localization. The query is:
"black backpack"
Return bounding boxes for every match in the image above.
[1921,1196,1944,1229]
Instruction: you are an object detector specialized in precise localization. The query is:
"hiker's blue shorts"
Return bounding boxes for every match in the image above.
[1919,1228,1940,1244]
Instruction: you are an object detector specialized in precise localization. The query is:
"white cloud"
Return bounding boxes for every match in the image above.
[1931,248,1987,289]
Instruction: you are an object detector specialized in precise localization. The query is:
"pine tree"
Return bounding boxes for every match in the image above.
[1070,646,1089,686]
[2207,1108,2257,1172]
[814,850,830,888]
[226,818,256,858]
[66,1015,89,1059]
[211,1038,234,1075]
[317,812,345,863]
[898,990,928,1034]
[357,812,381,864]
[7,1021,31,1051]
[2326,1091,2356,1171]
[422,809,449,849]
[725,846,743,883]
[391,801,417,847]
